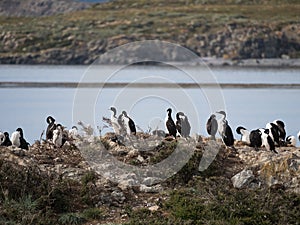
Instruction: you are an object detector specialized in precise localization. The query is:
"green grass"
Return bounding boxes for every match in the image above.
[125,177,300,225]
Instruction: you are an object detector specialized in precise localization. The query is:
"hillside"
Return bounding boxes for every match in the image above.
[0,132,299,224]
[0,0,92,17]
[0,0,299,64]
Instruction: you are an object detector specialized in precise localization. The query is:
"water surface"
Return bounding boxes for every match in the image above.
[0,65,299,146]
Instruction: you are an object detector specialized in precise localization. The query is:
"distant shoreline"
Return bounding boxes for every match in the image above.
[1,58,300,68]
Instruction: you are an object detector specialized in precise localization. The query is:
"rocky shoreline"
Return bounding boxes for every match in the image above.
[0,132,299,224]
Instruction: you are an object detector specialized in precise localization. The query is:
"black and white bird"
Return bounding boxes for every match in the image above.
[176,112,191,138]
[206,114,218,140]
[298,131,300,142]
[165,108,177,138]
[259,128,277,153]
[53,124,63,148]
[11,128,29,150]
[236,126,250,144]
[1,132,12,146]
[109,107,122,135]
[0,132,5,145]
[249,129,263,151]
[286,135,296,147]
[266,122,280,146]
[216,111,234,147]
[273,120,286,145]
[69,126,79,140]
[121,111,136,135]
[46,116,56,141]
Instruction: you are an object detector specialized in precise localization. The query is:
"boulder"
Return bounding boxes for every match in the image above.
[231,169,255,189]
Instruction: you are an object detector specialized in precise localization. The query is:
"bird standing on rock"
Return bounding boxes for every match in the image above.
[249,129,262,151]
[206,114,218,140]
[216,111,234,147]
[236,126,250,144]
[11,128,29,150]
[273,120,286,145]
[121,111,136,135]
[46,116,56,141]
[286,135,296,147]
[176,112,191,138]
[109,107,122,135]
[0,132,5,145]
[69,126,79,140]
[266,122,280,146]
[259,128,277,154]
[53,124,64,148]
[1,132,12,146]
[165,108,177,138]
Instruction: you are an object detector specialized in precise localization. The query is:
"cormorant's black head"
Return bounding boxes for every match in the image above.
[46,116,55,124]
[56,124,64,130]
[4,132,9,138]
[210,114,216,119]
[167,108,172,113]
[264,129,270,135]
[16,128,23,137]
[236,126,246,135]
[274,120,285,128]
[176,112,184,119]
[216,110,226,117]
[178,112,184,116]
[286,135,292,144]
[71,126,78,130]
[110,107,117,114]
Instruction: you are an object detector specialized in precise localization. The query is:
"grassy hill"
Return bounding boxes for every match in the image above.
[0,0,299,64]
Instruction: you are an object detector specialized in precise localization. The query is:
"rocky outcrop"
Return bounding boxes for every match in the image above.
[1,134,299,195]
[233,145,300,193]
[1,23,299,65]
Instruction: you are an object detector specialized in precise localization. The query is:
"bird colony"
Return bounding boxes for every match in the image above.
[0,108,299,153]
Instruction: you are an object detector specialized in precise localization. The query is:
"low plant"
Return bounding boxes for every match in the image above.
[58,213,86,225]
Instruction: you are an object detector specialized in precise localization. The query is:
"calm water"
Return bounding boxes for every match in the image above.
[0,65,299,146]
